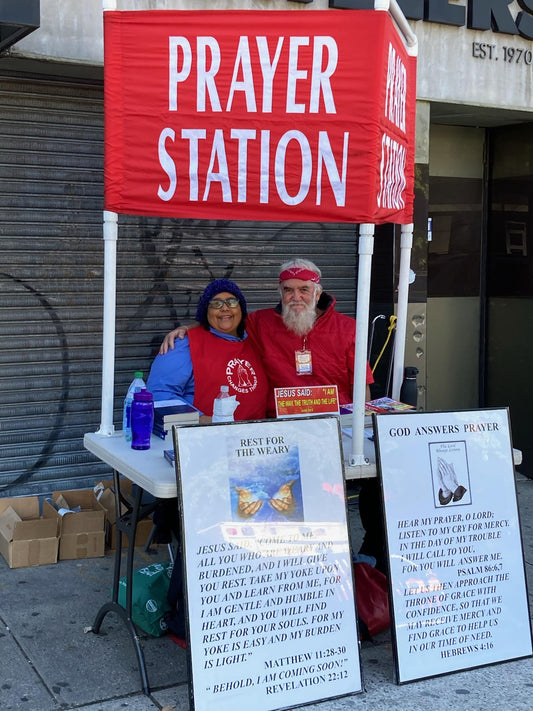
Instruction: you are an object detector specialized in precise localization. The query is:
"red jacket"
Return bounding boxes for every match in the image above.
[247,293,373,417]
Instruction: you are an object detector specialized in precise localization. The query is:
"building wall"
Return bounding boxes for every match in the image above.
[12,2,533,119]
[13,1,331,65]
[414,18,533,112]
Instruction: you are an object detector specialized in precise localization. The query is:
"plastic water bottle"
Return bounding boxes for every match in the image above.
[131,389,154,450]
[212,385,235,422]
[216,385,230,400]
[123,371,146,441]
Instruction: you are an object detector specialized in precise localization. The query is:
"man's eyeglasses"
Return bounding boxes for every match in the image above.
[208,297,240,310]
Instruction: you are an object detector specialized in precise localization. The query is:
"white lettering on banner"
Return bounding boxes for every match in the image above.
[310,37,338,114]
[385,42,406,132]
[377,133,406,210]
[260,130,270,203]
[287,37,309,114]
[316,131,348,207]
[168,35,338,114]
[157,128,349,206]
[275,131,312,205]
[227,37,257,112]
[157,128,177,201]
[197,37,222,112]
[159,33,352,209]
[183,128,206,201]
[204,129,232,202]
[168,38,191,112]
[256,36,283,113]
[232,129,256,203]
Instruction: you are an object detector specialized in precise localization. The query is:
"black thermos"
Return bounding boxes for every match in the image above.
[400,366,418,407]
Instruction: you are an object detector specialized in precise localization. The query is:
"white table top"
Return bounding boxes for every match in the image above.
[84,431,178,498]
[84,427,522,499]
[84,426,377,499]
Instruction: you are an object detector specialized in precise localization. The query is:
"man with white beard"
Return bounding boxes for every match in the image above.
[244,258,373,417]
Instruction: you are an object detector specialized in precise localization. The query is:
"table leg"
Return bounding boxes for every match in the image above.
[90,469,154,695]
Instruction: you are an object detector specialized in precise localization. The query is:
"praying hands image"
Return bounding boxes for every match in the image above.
[437,456,467,505]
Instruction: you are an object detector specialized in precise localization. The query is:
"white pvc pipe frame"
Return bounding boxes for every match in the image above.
[98,1,418,458]
[349,1,417,466]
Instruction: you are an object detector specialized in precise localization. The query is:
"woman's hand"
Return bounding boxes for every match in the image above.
[159,326,189,354]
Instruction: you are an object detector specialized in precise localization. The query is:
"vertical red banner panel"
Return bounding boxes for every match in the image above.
[104,10,416,224]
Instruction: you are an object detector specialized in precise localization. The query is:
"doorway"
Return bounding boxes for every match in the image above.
[426,121,533,476]
[486,124,533,476]
[426,124,484,412]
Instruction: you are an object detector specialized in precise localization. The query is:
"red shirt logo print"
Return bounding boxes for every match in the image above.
[226,358,258,393]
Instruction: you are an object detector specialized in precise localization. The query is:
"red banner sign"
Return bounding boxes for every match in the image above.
[104,10,416,224]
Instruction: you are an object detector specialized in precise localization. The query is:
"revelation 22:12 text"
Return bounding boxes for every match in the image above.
[472,42,533,65]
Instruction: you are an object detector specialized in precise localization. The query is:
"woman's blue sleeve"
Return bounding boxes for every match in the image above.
[146,338,195,404]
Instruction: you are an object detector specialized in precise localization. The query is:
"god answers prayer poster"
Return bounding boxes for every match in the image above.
[173,416,362,711]
[374,408,532,684]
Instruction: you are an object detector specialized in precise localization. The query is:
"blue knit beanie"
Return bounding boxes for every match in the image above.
[195,279,248,326]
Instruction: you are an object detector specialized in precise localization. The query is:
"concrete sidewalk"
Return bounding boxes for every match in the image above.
[1,474,532,711]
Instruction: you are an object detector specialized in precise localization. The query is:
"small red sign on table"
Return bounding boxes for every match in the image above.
[274,385,339,418]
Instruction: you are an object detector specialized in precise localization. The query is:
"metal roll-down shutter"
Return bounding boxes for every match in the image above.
[0,73,359,497]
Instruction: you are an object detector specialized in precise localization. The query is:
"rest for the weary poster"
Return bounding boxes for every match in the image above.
[173,416,362,711]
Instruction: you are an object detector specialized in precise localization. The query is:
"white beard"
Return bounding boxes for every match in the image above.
[281,300,317,336]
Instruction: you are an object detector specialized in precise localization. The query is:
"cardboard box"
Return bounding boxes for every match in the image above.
[94,480,153,550]
[0,497,59,568]
[43,490,106,560]
[107,516,153,550]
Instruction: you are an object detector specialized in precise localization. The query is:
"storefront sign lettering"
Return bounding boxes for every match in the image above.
[329,0,533,40]
[472,40,533,63]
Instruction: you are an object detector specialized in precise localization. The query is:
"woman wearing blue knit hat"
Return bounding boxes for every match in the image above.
[147,279,268,421]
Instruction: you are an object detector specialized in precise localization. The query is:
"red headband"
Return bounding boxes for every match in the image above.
[279,267,320,284]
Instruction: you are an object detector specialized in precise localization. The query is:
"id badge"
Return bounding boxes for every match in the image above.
[295,349,313,375]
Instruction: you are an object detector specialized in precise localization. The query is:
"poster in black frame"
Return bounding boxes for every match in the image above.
[374,407,533,684]
[172,415,363,711]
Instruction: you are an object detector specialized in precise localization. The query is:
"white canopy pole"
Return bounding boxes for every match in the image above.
[391,223,413,400]
[375,0,417,401]
[350,223,375,466]
[97,0,118,436]
[374,0,418,53]
[96,210,118,435]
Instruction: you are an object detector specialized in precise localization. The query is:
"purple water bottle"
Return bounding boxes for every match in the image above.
[131,390,154,450]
